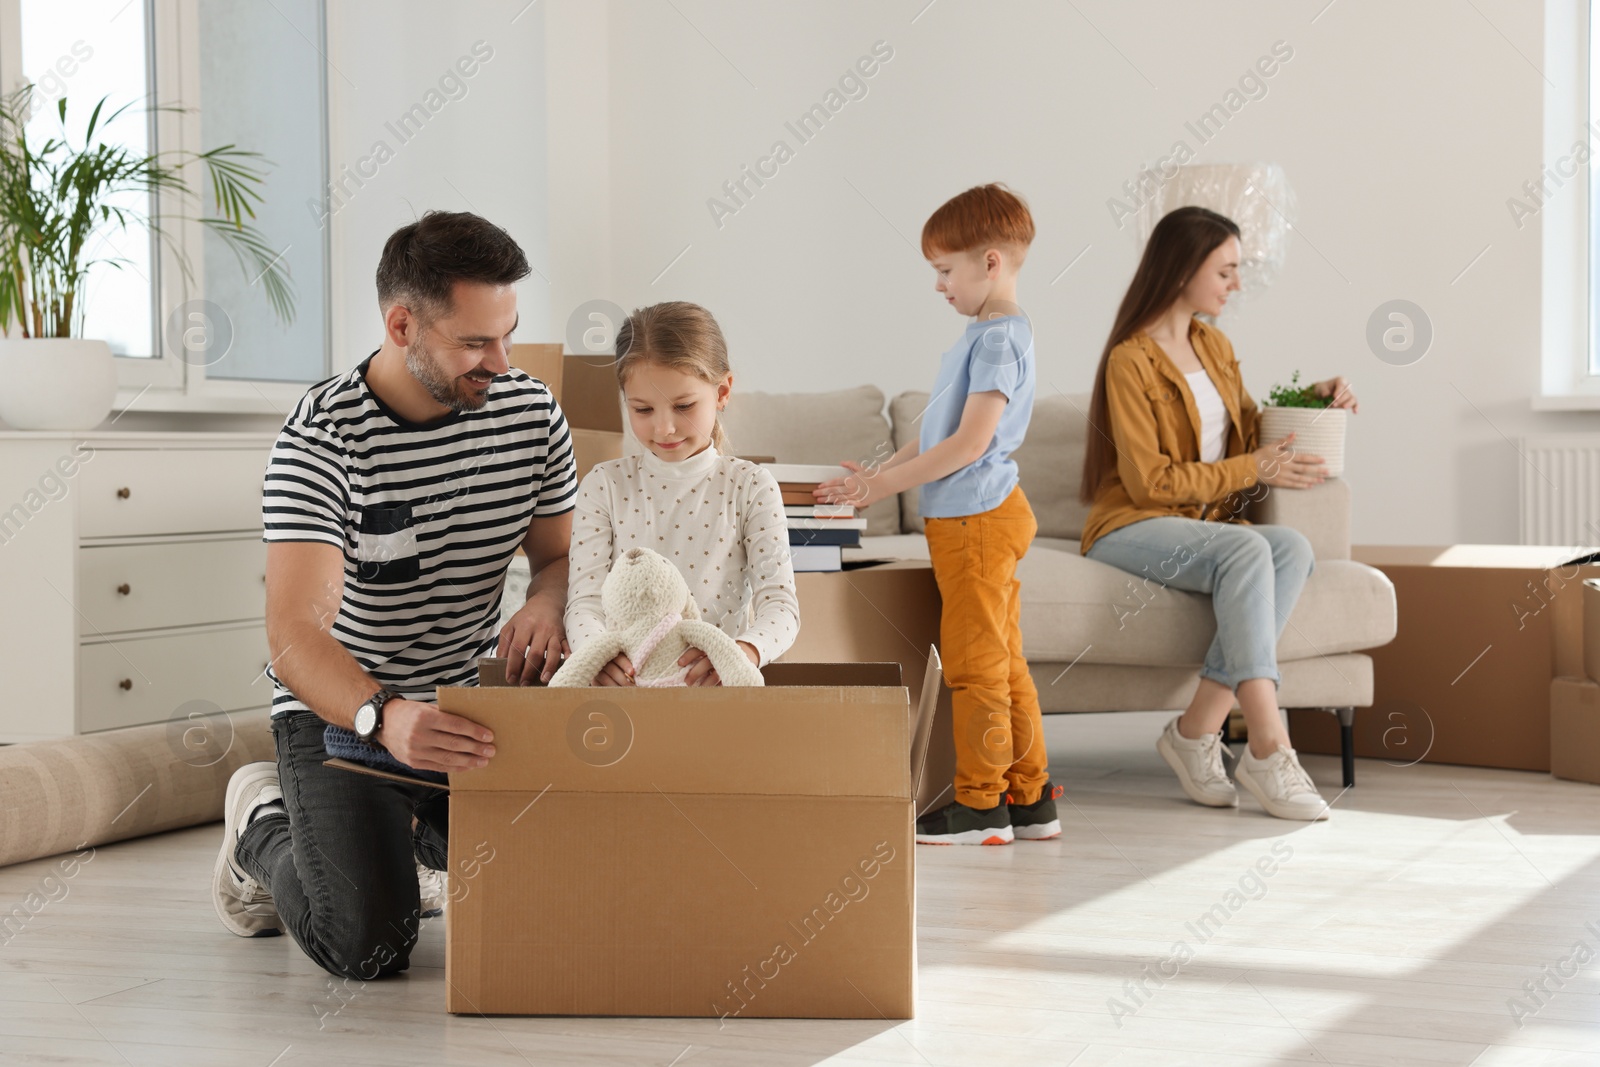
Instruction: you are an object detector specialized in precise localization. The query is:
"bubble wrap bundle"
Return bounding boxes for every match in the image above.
[1137,163,1297,293]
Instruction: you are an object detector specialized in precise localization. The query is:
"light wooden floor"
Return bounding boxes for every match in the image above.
[3,711,1599,1067]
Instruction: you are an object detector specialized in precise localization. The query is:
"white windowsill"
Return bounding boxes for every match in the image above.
[1532,392,1600,411]
[114,381,308,418]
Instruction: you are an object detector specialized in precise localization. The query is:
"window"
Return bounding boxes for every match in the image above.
[195,0,328,384]
[1591,0,1600,379]
[0,0,331,407]
[21,0,156,361]
[1540,0,1600,406]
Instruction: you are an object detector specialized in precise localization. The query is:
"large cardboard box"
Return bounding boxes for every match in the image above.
[389,659,927,1018]
[781,560,956,816]
[510,344,625,483]
[1290,545,1600,771]
[1551,676,1600,784]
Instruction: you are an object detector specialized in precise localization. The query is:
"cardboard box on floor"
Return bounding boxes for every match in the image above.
[1289,545,1600,772]
[509,343,625,483]
[334,655,940,1018]
[1551,676,1600,784]
[780,559,957,816]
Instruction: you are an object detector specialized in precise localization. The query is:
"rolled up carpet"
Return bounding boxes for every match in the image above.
[0,708,274,869]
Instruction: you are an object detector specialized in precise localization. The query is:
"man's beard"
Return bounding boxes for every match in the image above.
[406,334,488,413]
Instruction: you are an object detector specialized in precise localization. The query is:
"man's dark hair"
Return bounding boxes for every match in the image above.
[375,211,530,323]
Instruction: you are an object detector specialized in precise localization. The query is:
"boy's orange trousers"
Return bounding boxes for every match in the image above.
[923,484,1050,810]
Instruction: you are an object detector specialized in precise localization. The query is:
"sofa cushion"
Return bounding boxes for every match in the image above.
[722,385,899,537]
[853,536,1397,666]
[890,390,1093,541]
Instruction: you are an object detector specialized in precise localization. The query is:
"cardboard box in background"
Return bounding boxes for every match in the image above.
[781,560,956,815]
[1551,676,1600,784]
[508,342,563,395]
[431,659,925,1018]
[556,355,625,433]
[1290,545,1600,772]
[510,344,625,484]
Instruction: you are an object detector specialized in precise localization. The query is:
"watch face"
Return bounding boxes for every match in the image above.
[354,703,377,737]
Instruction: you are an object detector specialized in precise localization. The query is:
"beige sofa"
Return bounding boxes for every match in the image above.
[721,385,1399,786]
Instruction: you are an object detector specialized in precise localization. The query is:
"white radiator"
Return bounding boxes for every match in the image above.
[1521,435,1600,545]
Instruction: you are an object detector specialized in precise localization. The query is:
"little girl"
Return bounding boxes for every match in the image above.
[566,301,799,686]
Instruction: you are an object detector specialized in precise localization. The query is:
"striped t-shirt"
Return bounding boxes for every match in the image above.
[262,356,577,718]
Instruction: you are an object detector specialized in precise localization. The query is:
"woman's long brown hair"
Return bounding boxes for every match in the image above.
[1079,206,1242,505]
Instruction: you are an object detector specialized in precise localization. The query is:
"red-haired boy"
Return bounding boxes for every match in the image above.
[819,183,1056,845]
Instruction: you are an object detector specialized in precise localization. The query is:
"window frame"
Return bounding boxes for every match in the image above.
[1538,0,1600,408]
[0,0,333,415]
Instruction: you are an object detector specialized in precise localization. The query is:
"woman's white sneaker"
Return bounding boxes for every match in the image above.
[1156,716,1238,808]
[1235,745,1330,821]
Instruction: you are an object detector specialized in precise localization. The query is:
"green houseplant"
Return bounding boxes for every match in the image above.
[1259,371,1346,477]
[0,86,295,429]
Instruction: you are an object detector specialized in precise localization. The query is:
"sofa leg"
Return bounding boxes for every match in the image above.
[1334,706,1356,789]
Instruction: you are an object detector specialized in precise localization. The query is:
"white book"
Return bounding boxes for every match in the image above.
[789,543,843,572]
[764,462,852,484]
[784,504,857,519]
[785,516,868,531]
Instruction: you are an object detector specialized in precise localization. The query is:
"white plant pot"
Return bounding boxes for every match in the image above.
[1258,405,1346,478]
[0,337,118,431]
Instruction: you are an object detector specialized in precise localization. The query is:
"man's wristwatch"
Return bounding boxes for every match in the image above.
[354,687,398,742]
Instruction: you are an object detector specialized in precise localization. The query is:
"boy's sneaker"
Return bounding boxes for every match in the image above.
[1156,716,1239,808]
[1235,744,1331,821]
[418,863,448,918]
[915,799,1013,846]
[211,762,284,938]
[1007,782,1064,840]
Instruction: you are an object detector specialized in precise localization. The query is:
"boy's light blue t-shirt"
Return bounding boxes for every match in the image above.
[916,314,1036,519]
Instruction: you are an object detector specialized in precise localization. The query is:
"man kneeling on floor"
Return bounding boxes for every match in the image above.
[211,211,577,979]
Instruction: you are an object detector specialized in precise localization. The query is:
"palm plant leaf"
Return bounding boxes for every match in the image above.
[0,87,297,339]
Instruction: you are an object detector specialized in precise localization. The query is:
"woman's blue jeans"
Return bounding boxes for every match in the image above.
[1085,517,1315,689]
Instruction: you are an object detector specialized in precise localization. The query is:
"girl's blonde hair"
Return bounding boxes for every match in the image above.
[613,301,731,452]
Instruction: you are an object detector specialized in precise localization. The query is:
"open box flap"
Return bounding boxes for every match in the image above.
[322,757,448,790]
[908,646,943,812]
[477,657,904,689]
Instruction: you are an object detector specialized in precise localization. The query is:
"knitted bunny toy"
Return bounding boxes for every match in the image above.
[547,547,765,688]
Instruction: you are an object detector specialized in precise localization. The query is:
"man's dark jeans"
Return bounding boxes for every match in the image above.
[235,711,448,980]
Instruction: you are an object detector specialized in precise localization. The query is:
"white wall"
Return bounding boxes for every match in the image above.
[544,0,1600,546]
[326,0,550,372]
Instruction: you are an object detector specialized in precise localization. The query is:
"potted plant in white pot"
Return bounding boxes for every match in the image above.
[1258,371,1346,477]
[0,88,294,430]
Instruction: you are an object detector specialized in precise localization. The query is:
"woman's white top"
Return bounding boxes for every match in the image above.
[1184,368,1232,464]
[566,443,800,667]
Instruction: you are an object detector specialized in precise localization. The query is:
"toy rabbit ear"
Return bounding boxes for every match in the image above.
[681,592,701,621]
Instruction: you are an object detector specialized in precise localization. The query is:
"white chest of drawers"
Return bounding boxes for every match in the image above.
[0,432,276,741]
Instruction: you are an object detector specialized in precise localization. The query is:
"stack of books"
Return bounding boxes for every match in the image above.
[763,463,868,573]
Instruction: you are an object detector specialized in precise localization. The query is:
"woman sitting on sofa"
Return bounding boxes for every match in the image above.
[1080,205,1358,822]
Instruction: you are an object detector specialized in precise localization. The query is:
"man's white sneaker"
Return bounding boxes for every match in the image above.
[1155,716,1238,808]
[418,863,448,917]
[1235,744,1331,821]
[211,762,284,937]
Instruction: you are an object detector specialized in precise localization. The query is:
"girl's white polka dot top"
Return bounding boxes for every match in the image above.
[565,442,800,667]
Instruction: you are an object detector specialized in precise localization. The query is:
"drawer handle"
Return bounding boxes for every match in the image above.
[116,583,131,596]
[116,487,131,499]
[117,678,132,691]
